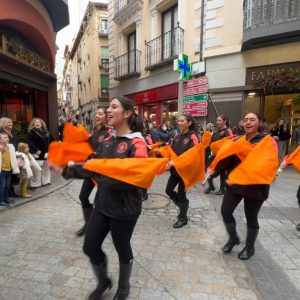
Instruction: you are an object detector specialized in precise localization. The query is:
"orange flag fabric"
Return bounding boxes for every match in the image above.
[173,144,205,191]
[227,135,278,185]
[48,123,93,167]
[83,158,169,189]
[286,146,300,173]
[209,136,254,171]
[210,136,233,156]
[201,131,212,149]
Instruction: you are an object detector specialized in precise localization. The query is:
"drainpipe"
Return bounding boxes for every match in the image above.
[199,0,205,62]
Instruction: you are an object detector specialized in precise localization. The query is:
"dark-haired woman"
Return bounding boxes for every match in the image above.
[213,113,276,260]
[205,114,233,195]
[75,107,112,237]
[269,118,291,164]
[63,96,147,300]
[165,114,199,228]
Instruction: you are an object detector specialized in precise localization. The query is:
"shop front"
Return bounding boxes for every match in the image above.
[126,83,178,126]
[245,61,300,148]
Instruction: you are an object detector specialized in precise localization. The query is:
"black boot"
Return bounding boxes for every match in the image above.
[76,206,93,237]
[173,200,189,228]
[296,223,300,231]
[215,188,225,195]
[215,172,226,195]
[222,222,240,253]
[88,258,112,300]
[204,178,215,194]
[113,260,133,300]
[238,227,259,260]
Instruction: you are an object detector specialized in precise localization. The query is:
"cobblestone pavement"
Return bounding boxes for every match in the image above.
[0,168,299,299]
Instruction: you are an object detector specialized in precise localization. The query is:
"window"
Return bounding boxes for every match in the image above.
[99,19,108,34]
[128,32,136,73]
[101,75,109,90]
[100,47,109,69]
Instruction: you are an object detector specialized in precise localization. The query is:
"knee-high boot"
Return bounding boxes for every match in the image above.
[88,257,112,300]
[173,200,189,228]
[76,206,93,237]
[238,227,259,260]
[21,178,32,198]
[222,222,240,253]
[204,177,215,194]
[113,260,133,300]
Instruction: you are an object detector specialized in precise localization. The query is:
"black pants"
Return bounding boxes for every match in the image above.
[221,189,264,229]
[79,179,94,208]
[83,209,138,264]
[297,184,300,206]
[165,173,187,203]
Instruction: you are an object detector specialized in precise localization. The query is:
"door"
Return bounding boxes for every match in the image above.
[128,32,136,73]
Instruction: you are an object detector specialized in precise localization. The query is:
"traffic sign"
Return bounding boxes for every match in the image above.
[183,94,208,102]
[183,85,208,97]
[183,101,208,110]
[188,109,208,117]
[183,77,208,88]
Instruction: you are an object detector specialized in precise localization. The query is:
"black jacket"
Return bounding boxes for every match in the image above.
[27,129,53,160]
[0,129,19,149]
[211,127,232,143]
[63,133,148,220]
[88,126,112,151]
[214,133,271,201]
[269,125,291,141]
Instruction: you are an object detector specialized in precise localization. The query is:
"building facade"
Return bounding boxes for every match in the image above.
[69,2,109,130]
[0,0,69,137]
[109,0,205,126]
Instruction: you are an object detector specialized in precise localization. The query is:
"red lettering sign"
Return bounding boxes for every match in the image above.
[183,85,208,97]
[183,101,208,110]
[183,77,208,88]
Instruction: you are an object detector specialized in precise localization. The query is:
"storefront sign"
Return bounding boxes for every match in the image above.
[183,94,208,102]
[246,62,300,85]
[183,101,208,110]
[183,77,208,88]
[126,83,178,105]
[183,85,208,97]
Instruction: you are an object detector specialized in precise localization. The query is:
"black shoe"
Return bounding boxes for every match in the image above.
[29,187,39,191]
[223,222,240,253]
[113,260,133,300]
[173,217,188,228]
[215,189,225,195]
[296,223,300,231]
[204,178,215,194]
[238,227,259,260]
[75,225,86,237]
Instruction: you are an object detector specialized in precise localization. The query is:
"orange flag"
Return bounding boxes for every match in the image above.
[149,145,176,159]
[83,158,169,189]
[201,131,212,149]
[149,141,164,150]
[48,123,93,167]
[209,136,254,171]
[227,135,278,185]
[210,136,233,156]
[286,146,300,173]
[173,144,205,191]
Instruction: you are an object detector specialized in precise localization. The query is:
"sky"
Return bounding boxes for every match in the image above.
[55,0,108,79]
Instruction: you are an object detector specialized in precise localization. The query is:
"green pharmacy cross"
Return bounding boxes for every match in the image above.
[174,53,191,81]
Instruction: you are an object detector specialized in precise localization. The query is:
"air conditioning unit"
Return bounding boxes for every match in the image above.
[192,61,206,75]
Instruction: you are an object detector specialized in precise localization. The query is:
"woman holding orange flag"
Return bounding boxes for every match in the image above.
[63,97,147,300]
[210,112,277,260]
[165,114,199,228]
[204,115,233,195]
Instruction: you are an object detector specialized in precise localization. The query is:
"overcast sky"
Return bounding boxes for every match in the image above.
[55,0,108,79]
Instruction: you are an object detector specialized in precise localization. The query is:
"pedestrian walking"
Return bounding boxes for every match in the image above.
[269,119,291,164]
[165,114,199,228]
[27,118,53,188]
[16,143,42,198]
[211,112,277,260]
[76,107,112,237]
[205,115,233,195]
[62,96,147,300]
[0,132,19,207]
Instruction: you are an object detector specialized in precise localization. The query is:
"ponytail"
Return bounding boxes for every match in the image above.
[182,114,197,132]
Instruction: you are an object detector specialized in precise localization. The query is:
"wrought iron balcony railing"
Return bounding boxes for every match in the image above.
[243,0,300,49]
[0,35,50,73]
[145,25,184,71]
[114,49,141,81]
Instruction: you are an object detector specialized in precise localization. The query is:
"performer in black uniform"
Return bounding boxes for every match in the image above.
[205,114,233,195]
[165,114,199,228]
[212,112,276,260]
[76,107,112,237]
[63,96,147,300]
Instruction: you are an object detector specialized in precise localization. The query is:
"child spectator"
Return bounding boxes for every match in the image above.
[0,132,19,206]
[16,143,42,198]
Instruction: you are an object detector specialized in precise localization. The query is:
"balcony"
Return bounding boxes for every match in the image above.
[243,0,300,50]
[0,35,50,73]
[99,29,108,37]
[99,88,110,99]
[113,0,143,24]
[99,57,109,71]
[145,26,184,71]
[114,49,141,81]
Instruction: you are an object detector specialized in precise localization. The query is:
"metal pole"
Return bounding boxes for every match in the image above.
[208,93,219,117]
[199,0,205,62]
